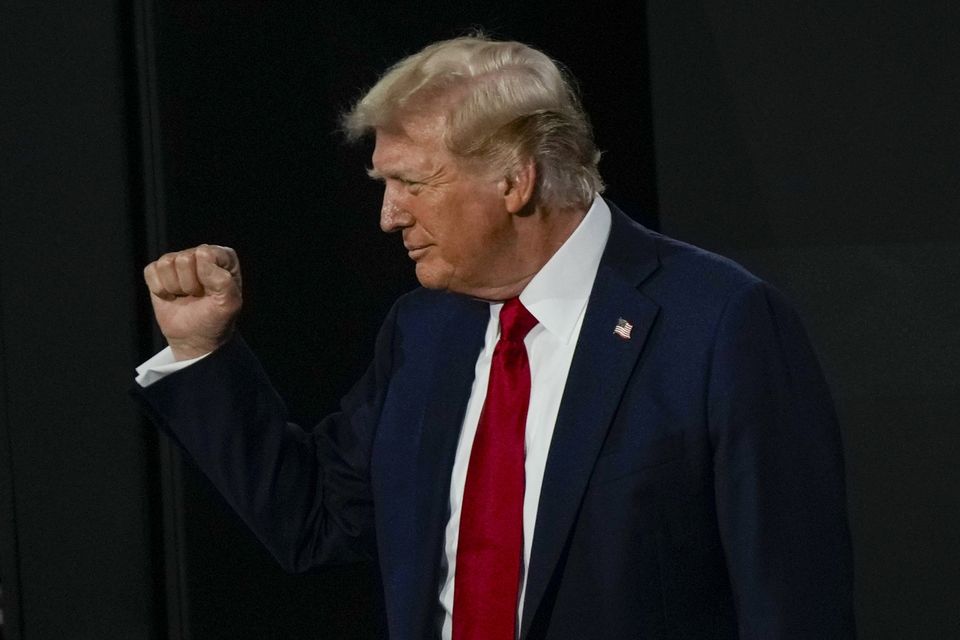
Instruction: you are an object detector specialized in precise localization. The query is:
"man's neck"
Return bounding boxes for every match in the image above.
[471,203,589,302]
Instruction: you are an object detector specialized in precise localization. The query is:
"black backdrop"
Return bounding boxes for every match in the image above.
[1,1,957,639]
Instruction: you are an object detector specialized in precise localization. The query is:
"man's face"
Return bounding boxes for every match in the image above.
[371,114,519,299]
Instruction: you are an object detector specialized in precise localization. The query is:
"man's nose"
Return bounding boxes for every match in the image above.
[380,187,413,233]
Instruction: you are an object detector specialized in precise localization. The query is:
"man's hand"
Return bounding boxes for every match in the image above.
[143,244,243,361]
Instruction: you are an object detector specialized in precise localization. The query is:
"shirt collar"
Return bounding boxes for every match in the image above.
[512,195,612,344]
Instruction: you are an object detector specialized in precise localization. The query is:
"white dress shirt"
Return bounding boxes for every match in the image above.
[135,349,208,387]
[135,196,612,639]
[438,196,610,640]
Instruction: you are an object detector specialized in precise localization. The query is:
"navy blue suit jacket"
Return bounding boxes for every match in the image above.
[135,203,855,639]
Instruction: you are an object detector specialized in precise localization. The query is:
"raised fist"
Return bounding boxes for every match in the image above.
[143,244,242,360]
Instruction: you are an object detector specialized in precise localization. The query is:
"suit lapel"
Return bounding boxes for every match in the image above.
[520,208,661,638]
[411,295,489,637]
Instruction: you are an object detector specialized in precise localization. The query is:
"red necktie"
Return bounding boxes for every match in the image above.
[454,297,538,640]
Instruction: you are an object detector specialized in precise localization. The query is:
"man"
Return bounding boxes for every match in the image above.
[135,36,855,639]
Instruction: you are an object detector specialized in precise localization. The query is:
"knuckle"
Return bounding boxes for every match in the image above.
[209,269,230,284]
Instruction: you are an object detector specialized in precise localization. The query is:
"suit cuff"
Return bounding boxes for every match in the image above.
[135,346,211,387]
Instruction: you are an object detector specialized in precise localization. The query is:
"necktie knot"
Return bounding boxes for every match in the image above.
[498,298,538,343]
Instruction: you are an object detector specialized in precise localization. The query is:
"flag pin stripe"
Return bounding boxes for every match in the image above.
[613,318,633,340]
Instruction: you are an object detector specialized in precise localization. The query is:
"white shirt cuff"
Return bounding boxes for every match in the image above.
[135,346,212,387]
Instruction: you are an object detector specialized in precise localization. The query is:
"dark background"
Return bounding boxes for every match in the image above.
[1,1,957,639]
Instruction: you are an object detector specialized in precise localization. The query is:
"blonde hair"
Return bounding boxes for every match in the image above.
[342,35,604,209]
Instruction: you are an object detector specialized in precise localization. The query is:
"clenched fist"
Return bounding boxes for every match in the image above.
[143,244,242,361]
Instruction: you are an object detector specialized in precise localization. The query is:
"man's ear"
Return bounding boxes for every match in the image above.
[502,158,536,214]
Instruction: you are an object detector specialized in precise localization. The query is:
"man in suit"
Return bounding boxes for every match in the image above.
[135,36,855,638]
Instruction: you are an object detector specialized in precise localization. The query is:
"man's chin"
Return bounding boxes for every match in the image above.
[414,263,449,291]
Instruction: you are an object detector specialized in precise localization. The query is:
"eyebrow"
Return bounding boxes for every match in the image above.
[366,167,411,181]
[367,167,426,184]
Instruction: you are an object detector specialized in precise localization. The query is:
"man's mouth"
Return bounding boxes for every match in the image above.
[406,244,430,259]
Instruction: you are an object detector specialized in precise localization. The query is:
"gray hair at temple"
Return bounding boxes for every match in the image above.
[342,35,604,210]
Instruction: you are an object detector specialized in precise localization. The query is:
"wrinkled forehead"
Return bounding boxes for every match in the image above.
[383,110,447,143]
[373,99,450,146]
[370,115,450,175]
[370,89,491,177]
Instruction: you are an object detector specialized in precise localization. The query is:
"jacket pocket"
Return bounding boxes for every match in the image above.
[589,433,685,487]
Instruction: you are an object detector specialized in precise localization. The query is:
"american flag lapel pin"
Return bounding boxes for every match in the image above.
[613,317,633,340]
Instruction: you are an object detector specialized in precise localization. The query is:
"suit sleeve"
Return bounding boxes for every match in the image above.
[708,281,856,638]
[131,301,400,573]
